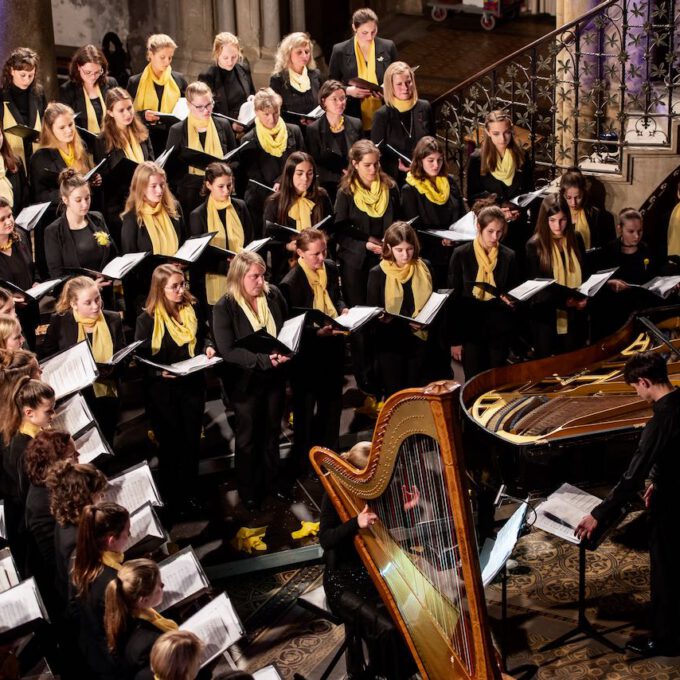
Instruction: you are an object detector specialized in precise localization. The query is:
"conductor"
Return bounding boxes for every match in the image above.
[575,351,680,657]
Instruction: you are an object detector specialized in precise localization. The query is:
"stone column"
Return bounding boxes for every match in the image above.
[174,2,217,82]
[251,0,279,89]
[236,0,262,65]
[215,0,237,32]
[0,0,58,99]
[289,0,306,32]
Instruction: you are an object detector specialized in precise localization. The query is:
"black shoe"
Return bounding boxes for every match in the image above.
[626,636,680,657]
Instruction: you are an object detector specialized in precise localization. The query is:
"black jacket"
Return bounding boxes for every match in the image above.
[29,147,67,203]
[54,522,78,601]
[120,208,185,256]
[0,86,46,162]
[466,150,534,204]
[0,228,35,290]
[198,63,255,119]
[328,37,398,121]
[120,618,162,680]
[270,70,324,125]
[241,123,305,188]
[41,309,125,359]
[305,114,362,186]
[44,211,117,278]
[125,71,188,111]
[279,259,346,313]
[25,484,56,569]
[58,77,119,125]
[4,160,28,215]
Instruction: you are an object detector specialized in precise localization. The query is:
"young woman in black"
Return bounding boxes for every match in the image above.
[0,118,28,215]
[371,62,434,181]
[448,206,518,378]
[165,80,236,218]
[402,136,463,288]
[280,229,347,477]
[134,264,215,516]
[189,162,254,311]
[212,251,290,509]
[150,630,204,680]
[305,80,362,201]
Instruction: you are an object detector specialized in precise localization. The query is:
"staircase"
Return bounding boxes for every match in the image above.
[433,0,680,216]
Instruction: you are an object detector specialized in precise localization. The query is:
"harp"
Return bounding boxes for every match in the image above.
[310,380,502,680]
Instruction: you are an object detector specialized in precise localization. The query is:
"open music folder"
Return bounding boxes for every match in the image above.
[0,578,50,635]
[148,97,189,125]
[179,592,244,666]
[294,305,382,333]
[98,340,144,368]
[384,289,452,328]
[124,502,166,557]
[136,353,223,376]
[479,502,528,587]
[169,233,216,264]
[157,546,210,612]
[75,423,113,465]
[14,201,51,232]
[423,210,477,242]
[628,274,680,299]
[0,548,20,593]
[70,252,149,281]
[234,313,306,355]
[1,278,64,302]
[52,393,94,438]
[209,236,270,258]
[104,461,163,512]
[40,340,99,401]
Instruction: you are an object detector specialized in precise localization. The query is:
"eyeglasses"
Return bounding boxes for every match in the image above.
[164,282,186,292]
[191,100,215,112]
[80,68,103,78]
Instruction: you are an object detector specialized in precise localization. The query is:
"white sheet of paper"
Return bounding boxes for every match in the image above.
[158,547,209,612]
[238,97,255,126]
[75,426,111,465]
[0,578,47,631]
[124,503,164,552]
[173,234,215,262]
[508,278,555,301]
[0,501,5,540]
[642,275,680,298]
[244,238,270,253]
[414,291,449,326]
[480,502,528,587]
[0,549,20,593]
[511,186,548,208]
[277,313,306,352]
[253,666,283,680]
[24,278,62,300]
[577,268,617,297]
[15,202,51,231]
[104,462,163,512]
[41,341,99,400]
[155,146,174,169]
[534,483,601,544]
[101,252,148,279]
[52,393,94,437]
[334,306,381,331]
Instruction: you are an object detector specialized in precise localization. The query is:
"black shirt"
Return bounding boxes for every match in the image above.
[219,66,246,116]
[8,84,30,122]
[71,225,103,270]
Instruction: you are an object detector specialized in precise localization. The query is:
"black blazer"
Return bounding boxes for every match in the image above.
[328,37,398,121]
[41,309,125,359]
[125,71,188,110]
[305,114,362,186]
[447,241,518,344]
[0,86,46,162]
[58,77,119,125]
[466,150,533,204]
[25,484,55,570]
[54,522,78,601]
[5,159,29,215]
[29,147,67,203]
[240,123,305,188]
[121,618,162,680]
[263,190,333,237]
[198,63,255,119]
[279,259,347,313]
[212,287,288,396]
[400,176,463,229]
[120,208,184,256]
[334,185,400,268]
[370,100,434,179]
[0,228,35,290]
[4,432,31,504]
[44,211,117,278]
[188,197,254,276]
[366,260,434,312]
[270,70,324,124]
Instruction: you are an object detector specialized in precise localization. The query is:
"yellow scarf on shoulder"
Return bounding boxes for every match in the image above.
[101,551,123,570]
[551,238,582,335]
[354,37,381,130]
[299,259,337,317]
[151,304,197,356]
[206,196,244,305]
[84,87,105,134]
[668,202,680,256]
[3,101,41,166]
[139,202,178,256]
[352,179,389,218]
[136,608,178,633]
[133,64,181,113]
[491,151,515,186]
[392,97,416,113]
[255,117,288,157]
[235,292,277,336]
[405,172,450,206]
[380,259,432,316]
[571,209,591,250]
[123,129,145,163]
[58,143,76,168]
[288,67,311,93]
[75,310,116,398]
[19,421,41,438]
[472,236,498,301]
[288,195,315,231]
[187,114,223,176]
[0,156,14,207]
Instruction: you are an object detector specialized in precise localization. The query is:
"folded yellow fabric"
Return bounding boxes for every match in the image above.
[291,521,320,540]
[231,526,267,553]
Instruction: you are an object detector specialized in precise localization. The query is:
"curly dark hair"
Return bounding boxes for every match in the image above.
[24,430,76,486]
[45,460,108,526]
[1,47,42,94]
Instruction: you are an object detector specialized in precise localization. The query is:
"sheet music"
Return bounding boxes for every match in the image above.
[479,502,528,587]
[640,275,680,298]
[155,146,174,169]
[75,426,111,465]
[25,279,62,300]
[41,341,99,400]
[244,238,270,253]
[577,268,617,297]
[414,291,450,326]
[511,186,549,208]
[101,252,148,279]
[238,97,255,126]
[253,666,283,680]
[0,578,47,631]
[172,234,215,262]
[0,549,20,593]
[137,354,223,376]
[180,593,244,666]
[334,306,381,331]
[150,98,188,121]
[508,278,555,301]
[104,462,163,512]
[52,393,94,436]
[124,503,164,552]
[277,313,306,352]
[15,202,51,231]
[158,547,209,612]
[223,139,250,161]
[105,340,144,366]
[0,501,5,540]
[84,157,107,181]
[535,483,601,544]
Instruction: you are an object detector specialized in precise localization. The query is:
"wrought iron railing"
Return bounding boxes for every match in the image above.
[434,0,680,190]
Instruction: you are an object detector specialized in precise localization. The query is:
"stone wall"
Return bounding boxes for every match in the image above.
[51,0,129,47]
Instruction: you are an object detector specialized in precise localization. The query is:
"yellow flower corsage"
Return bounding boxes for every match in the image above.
[643,258,650,269]
[93,231,111,247]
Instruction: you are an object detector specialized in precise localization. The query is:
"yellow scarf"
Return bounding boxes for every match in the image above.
[392,96,416,113]
[354,37,381,130]
[139,202,178,256]
[83,87,105,134]
[187,113,223,176]
[101,551,123,570]
[405,172,450,206]
[352,179,389,218]
[0,156,13,207]
[123,129,145,163]
[133,64,181,113]
[571,209,591,250]
[491,151,515,186]
[19,421,41,438]
[288,67,311,93]
[472,236,498,301]
[136,608,178,633]
[3,101,41,166]
[151,304,197,357]
[206,196,244,305]
[668,202,680,257]
[288,195,315,231]
[551,238,582,335]
[235,292,277,336]
[75,310,116,398]
[59,143,77,168]
[298,259,337,317]
[380,258,432,317]
[255,117,288,157]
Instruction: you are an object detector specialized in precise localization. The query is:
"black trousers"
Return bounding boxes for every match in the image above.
[226,373,287,503]
[462,337,510,380]
[374,326,428,399]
